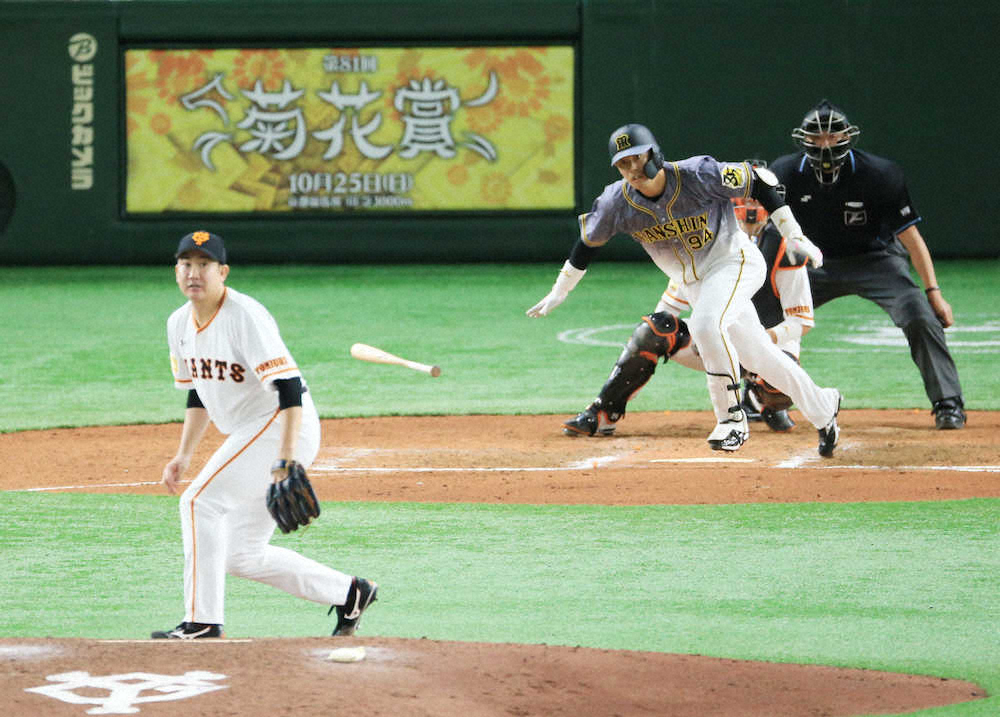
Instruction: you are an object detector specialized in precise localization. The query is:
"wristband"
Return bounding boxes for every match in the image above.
[925,287,940,294]
[552,259,586,296]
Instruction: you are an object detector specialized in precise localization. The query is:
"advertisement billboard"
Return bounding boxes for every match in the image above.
[125,46,575,213]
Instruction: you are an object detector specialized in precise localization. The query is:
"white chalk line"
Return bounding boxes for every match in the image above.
[650,457,755,464]
[18,480,168,493]
[100,639,254,644]
[818,465,1000,473]
[11,461,1000,493]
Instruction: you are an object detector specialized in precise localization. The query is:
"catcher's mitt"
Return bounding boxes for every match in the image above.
[745,373,794,412]
[266,460,320,533]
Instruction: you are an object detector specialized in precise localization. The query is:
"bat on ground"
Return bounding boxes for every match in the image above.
[350,343,441,377]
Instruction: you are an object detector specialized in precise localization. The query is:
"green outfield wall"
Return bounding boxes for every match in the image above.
[0,0,995,264]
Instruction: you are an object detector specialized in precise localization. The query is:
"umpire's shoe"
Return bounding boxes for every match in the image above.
[331,576,378,636]
[562,402,617,437]
[817,394,842,458]
[932,397,966,430]
[762,408,795,432]
[151,622,223,639]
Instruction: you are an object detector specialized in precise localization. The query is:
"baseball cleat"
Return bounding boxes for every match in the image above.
[932,397,966,430]
[331,576,378,636]
[151,621,223,639]
[562,405,617,437]
[762,408,795,432]
[707,415,749,451]
[817,394,842,457]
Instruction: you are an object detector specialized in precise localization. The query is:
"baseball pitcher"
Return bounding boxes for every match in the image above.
[154,230,378,639]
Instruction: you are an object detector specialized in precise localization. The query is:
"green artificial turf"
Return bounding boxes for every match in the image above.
[2,493,998,716]
[0,260,997,432]
[2,260,998,717]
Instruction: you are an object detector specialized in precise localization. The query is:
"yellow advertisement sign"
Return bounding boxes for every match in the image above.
[125,46,574,212]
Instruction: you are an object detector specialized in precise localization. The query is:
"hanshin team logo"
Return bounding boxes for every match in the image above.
[614,133,633,152]
[720,164,747,189]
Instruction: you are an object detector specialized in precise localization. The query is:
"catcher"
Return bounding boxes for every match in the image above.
[155,230,378,640]
[563,182,815,436]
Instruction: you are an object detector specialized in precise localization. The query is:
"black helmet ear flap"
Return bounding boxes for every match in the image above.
[644,149,664,179]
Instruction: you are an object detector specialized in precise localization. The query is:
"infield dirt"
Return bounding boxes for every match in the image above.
[3,409,995,716]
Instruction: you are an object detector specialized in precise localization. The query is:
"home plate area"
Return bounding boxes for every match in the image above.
[304,411,999,505]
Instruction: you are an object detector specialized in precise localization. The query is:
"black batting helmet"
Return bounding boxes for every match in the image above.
[791,99,860,185]
[608,123,664,179]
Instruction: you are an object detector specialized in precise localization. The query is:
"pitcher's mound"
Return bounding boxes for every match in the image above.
[5,637,985,717]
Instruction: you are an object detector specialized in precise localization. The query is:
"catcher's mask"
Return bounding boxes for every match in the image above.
[609,123,664,179]
[791,99,860,185]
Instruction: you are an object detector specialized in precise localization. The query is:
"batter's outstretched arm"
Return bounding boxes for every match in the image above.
[526,239,599,317]
[749,168,824,268]
[162,404,211,495]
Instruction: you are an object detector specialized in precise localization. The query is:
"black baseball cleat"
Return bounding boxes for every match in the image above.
[932,397,966,430]
[762,408,795,432]
[817,394,842,458]
[151,622,223,639]
[331,577,378,636]
[562,404,617,437]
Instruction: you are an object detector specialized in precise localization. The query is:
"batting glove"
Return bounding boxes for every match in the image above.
[526,261,586,317]
[786,235,824,268]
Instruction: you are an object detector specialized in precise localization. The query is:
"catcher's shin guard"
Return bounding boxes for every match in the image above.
[592,312,691,422]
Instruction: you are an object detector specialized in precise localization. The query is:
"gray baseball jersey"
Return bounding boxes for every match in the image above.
[579,156,754,285]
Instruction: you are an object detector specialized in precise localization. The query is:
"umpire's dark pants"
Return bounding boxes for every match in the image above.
[808,250,963,405]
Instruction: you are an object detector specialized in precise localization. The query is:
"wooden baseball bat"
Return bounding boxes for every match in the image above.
[350,343,441,377]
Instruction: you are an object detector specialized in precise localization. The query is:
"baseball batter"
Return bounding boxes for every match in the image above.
[153,230,377,639]
[771,99,965,429]
[528,124,841,455]
[659,195,814,432]
[562,192,814,437]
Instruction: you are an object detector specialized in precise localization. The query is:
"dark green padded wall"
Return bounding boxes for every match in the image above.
[0,0,994,264]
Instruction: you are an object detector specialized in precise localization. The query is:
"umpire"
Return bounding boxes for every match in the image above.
[770,99,965,429]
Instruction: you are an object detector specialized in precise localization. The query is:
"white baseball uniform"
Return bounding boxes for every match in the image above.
[658,223,815,361]
[579,156,839,431]
[167,286,352,626]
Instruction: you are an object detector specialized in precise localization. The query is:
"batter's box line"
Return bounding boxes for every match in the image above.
[100,639,254,644]
[815,464,1000,473]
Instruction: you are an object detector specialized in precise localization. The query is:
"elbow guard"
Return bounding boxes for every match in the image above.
[750,166,784,214]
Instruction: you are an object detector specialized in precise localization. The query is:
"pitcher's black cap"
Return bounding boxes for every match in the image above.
[175,230,227,264]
